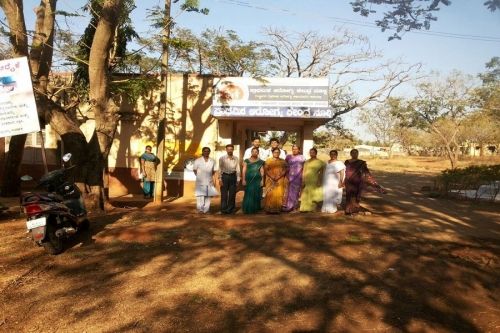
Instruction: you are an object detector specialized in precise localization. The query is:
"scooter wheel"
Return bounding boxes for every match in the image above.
[42,223,64,255]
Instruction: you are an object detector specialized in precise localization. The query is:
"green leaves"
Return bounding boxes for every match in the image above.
[479,57,500,85]
[411,72,475,125]
[72,0,140,98]
[54,10,84,17]
[169,27,273,76]
[484,0,500,11]
[110,76,161,103]
[349,0,499,40]
[177,0,209,14]
[351,0,451,40]
[149,0,208,29]
[438,164,500,198]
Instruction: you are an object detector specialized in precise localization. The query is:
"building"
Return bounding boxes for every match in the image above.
[1,74,333,198]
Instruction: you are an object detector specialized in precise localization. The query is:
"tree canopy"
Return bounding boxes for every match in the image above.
[359,59,500,166]
[351,0,499,40]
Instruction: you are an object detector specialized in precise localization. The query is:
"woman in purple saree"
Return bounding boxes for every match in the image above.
[344,149,386,215]
[282,145,305,212]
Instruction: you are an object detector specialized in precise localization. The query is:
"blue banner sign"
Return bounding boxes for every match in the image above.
[211,106,333,118]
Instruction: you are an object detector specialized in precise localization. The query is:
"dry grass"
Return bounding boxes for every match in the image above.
[369,156,500,174]
[316,154,500,174]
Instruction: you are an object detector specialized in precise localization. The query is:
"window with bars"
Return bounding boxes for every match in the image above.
[3,130,59,165]
[4,131,45,148]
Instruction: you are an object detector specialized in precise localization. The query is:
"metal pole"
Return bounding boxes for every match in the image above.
[154,0,172,203]
[39,130,48,174]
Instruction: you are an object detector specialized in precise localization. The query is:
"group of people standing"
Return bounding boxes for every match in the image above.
[191,137,385,215]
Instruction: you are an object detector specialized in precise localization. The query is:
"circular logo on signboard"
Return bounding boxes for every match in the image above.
[216,80,246,104]
[0,76,17,93]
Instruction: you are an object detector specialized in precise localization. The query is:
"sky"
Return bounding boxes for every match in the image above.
[172,0,499,73]
[19,0,500,139]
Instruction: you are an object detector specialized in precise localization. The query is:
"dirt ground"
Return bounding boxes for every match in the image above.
[0,157,499,333]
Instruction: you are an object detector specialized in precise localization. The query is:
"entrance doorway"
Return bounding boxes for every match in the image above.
[238,121,302,160]
[243,130,300,157]
[216,118,327,163]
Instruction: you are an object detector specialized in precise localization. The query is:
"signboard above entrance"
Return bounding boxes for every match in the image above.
[211,77,333,119]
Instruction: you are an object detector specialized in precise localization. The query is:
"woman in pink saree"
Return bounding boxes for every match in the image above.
[344,149,386,215]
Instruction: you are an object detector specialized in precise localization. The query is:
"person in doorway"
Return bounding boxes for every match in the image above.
[193,147,216,213]
[263,147,288,213]
[282,144,305,212]
[219,144,240,214]
[344,149,386,215]
[300,148,325,212]
[243,137,267,160]
[266,137,286,159]
[321,150,346,214]
[140,145,159,199]
[242,147,265,214]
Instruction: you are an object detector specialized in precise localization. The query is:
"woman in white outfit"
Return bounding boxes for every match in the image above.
[321,150,346,213]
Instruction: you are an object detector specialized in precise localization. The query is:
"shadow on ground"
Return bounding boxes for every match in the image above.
[0,170,498,333]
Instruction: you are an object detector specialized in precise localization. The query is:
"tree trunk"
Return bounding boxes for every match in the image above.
[87,0,123,211]
[444,146,457,169]
[83,132,105,212]
[1,135,27,196]
[431,125,458,169]
[154,0,172,203]
[0,0,29,57]
[451,131,460,168]
[42,98,89,183]
[30,0,91,205]
[0,0,105,212]
[30,0,56,95]
[388,144,394,159]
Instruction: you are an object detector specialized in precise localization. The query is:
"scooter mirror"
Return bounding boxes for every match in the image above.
[20,175,33,181]
[62,153,72,162]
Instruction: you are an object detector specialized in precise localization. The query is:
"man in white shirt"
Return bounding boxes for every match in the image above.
[218,144,240,214]
[193,147,216,213]
[266,137,286,159]
[243,137,267,160]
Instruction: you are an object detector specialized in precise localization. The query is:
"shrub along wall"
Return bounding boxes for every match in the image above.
[437,164,500,200]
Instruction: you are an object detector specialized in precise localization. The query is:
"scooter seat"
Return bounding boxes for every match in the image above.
[21,192,64,205]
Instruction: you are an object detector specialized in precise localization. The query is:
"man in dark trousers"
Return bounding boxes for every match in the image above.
[218,144,241,214]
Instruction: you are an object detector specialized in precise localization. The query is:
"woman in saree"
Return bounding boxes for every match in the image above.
[344,149,386,215]
[242,147,265,214]
[263,147,288,213]
[300,148,326,212]
[321,150,345,213]
[140,145,159,198]
[282,144,305,212]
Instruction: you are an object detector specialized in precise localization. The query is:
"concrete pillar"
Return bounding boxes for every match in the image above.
[301,122,315,156]
[217,119,233,145]
[216,119,238,160]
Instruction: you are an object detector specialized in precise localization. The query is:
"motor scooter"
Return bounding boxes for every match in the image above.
[21,154,89,254]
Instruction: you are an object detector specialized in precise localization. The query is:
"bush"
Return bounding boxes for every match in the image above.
[436,164,500,200]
